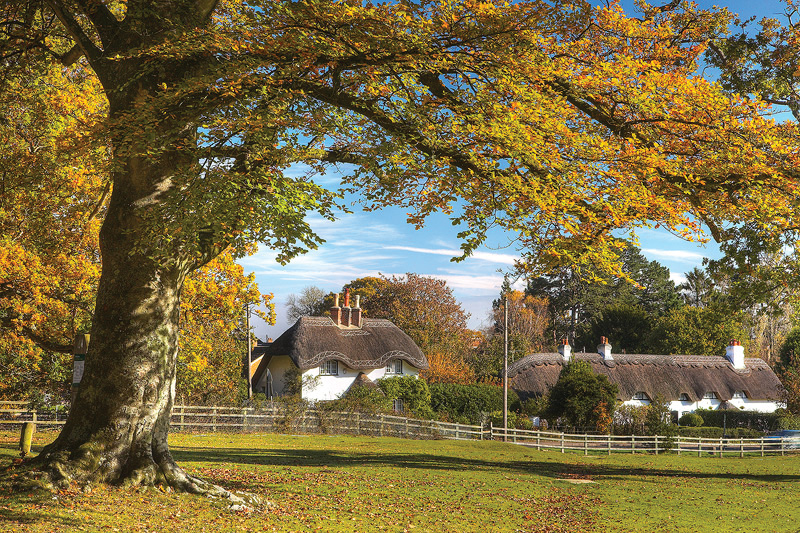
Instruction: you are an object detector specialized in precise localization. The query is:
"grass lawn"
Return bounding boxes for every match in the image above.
[1,430,799,532]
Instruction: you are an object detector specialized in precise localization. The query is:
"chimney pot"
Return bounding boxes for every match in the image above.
[344,288,351,309]
[726,340,745,369]
[558,340,572,362]
[598,337,613,360]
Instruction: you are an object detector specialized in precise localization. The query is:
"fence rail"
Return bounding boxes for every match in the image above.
[1,403,796,456]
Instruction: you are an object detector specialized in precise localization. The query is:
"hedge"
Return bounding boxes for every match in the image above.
[429,383,520,425]
[678,426,764,439]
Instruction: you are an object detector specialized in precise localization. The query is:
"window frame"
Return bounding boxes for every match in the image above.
[319,360,339,376]
[703,391,718,400]
[385,359,403,375]
[632,392,650,401]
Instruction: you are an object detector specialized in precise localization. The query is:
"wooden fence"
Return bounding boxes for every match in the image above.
[1,402,797,456]
[491,426,799,457]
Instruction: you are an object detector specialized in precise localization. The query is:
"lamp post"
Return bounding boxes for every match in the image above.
[503,294,508,442]
[245,303,252,400]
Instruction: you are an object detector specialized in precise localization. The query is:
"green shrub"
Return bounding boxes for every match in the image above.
[679,412,704,427]
[775,413,800,430]
[429,383,520,425]
[678,426,764,438]
[330,386,392,414]
[488,410,533,430]
[695,409,779,432]
[378,376,433,418]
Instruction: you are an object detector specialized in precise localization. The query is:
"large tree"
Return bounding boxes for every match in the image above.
[3,0,796,492]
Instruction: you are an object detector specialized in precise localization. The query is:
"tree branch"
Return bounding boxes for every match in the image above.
[44,0,102,63]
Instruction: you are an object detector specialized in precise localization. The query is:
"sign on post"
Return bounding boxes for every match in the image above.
[72,334,90,403]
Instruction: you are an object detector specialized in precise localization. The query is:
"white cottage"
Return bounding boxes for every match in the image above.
[252,297,428,402]
[509,338,784,419]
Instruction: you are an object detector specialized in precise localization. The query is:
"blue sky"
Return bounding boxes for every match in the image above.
[240,0,789,340]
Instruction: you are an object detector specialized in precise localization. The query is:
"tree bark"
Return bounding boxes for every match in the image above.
[29,98,226,493]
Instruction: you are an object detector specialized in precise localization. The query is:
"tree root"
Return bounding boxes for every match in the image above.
[3,453,268,510]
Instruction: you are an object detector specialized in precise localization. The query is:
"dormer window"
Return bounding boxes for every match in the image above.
[320,360,339,376]
[679,393,691,402]
[733,390,747,399]
[386,359,403,375]
[632,392,650,402]
[703,392,717,400]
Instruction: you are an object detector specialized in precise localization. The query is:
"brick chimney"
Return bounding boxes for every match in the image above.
[341,288,352,327]
[352,295,362,328]
[330,293,341,325]
[597,336,613,361]
[558,339,571,362]
[726,340,745,369]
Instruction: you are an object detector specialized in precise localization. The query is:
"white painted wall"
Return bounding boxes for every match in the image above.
[620,397,783,419]
[301,360,421,402]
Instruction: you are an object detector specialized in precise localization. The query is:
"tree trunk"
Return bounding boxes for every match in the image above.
[29,117,227,494]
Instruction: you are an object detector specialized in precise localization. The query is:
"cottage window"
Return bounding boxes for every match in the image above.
[632,392,650,401]
[679,393,691,402]
[733,391,747,399]
[393,399,404,413]
[386,359,403,375]
[320,360,339,376]
[703,391,717,400]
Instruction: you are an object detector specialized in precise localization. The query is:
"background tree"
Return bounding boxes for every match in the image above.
[544,360,618,431]
[649,306,748,356]
[579,304,652,354]
[475,289,549,378]
[4,0,795,492]
[285,286,328,323]
[343,274,473,357]
[528,241,682,346]
[177,251,274,405]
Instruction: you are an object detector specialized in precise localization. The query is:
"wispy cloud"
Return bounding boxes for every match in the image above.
[670,272,687,285]
[642,248,707,264]
[384,245,517,265]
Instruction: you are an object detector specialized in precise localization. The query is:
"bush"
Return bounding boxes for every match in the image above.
[695,409,779,432]
[544,360,618,431]
[429,383,520,425]
[488,410,533,430]
[678,426,764,439]
[679,412,704,427]
[774,412,800,430]
[330,385,392,414]
[378,376,433,418]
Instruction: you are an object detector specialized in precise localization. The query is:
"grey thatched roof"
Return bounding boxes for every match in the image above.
[508,352,783,403]
[254,316,427,382]
[346,372,384,395]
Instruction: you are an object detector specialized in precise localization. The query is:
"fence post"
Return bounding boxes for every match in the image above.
[380,415,384,437]
[561,433,565,454]
[655,435,659,455]
[537,431,541,451]
[761,437,765,457]
[584,434,588,456]
[698,438,702,457]
[782,438,785,457]
[740,438,744,458]
[719,437,723,458]
[607,434,611,456]
[242,409,247,432]
[676,435,681,456]
[212,407,217,432]
[180,405,185,431]
[631,435,635,454]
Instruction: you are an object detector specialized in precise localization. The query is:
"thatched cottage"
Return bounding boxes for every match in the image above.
[252,294,428,402]
[509,338,784,419]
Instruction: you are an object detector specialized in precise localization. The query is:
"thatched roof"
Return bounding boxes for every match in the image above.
[346,372,384,395]
[253,316,427,384]
[508,352,783,403]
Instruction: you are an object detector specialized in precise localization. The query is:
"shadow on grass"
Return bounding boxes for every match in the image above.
[170,445,800,485]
